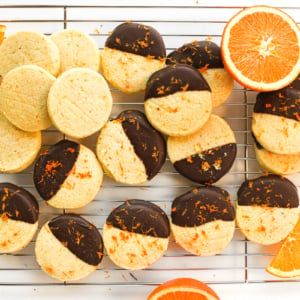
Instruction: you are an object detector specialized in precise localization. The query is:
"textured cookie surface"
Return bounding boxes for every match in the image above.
[237,175,299,244]
[34,140,103,209]
[103,199,170,270]
[48,68,112,139]
[252,88,300,154]
[0,183,39,253]
[167,40,233,107]
[96,110,166,184]
[0,31,60,77]
[0,65,55,131]
[168,114,236,184]
[171,187,235,255]
[144,65,212,136]
[0,113,41,173]
[35,214,103,281]
[51,29,100,73]
[100,22,166,93]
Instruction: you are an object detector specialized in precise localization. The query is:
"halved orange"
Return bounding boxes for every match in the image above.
[221,6,300,91]
[0,25,6,44]
[267,215,300,278]
[147,278,220,300]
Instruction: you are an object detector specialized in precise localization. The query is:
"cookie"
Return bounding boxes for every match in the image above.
[100,22,166,93]
[0,113,41,173]
[236,174,299,245]
[34,140,103,209]
[51,29,100,73]
[47,68,112,139]
[96,110,166,184]
[167,40,233,107]
[0,65,55,132]
[0,25,6,44]
[171,187,235,256]
[168,114,236,184]
[252,87,300,154]
[35,214,103,281]
[0,31,60,77]
[103,199,170,270]
[253,135,300,175]
[0,183,39,253]
[144,64,212,136]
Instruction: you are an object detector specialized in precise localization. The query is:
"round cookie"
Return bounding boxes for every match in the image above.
[103,199,170,270]
[167,40,233,107]
[100,22,166,93]
[0,65,55,132]
[47,68,112,139]
[253,135,300,175]
[168,114,237,184]
[96,110,166,184]
[51,29,100,73]
[236,174,299,245]
[0,183,39,253]
[0,113,41,173]
[171,187,235,256]
[0,31,60,77]
[144,64,212,137]
[35,214,103,281]
[34,139,103,209]
[252,87,300,154]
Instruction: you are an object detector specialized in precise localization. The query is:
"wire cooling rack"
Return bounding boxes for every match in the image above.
[0,1,300,298]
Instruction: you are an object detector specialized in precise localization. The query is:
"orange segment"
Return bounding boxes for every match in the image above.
[147,278,219,300]
[267,215,300,278]
[221,6,300,91]
[0,25,6,44]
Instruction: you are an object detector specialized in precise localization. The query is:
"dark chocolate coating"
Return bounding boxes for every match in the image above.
[173,143,237,185]
[238,174,299,208]
[145,64,211,100]
[288,74,300,90]
[171,186,235,227]
[0,183,39,224]
[167,40,224,69]
[105,22,166,59]
[33,140,80,201]
[255,88,300,122]
[106,199,170,238]
[48,214,103,266]
[117,110,166,180]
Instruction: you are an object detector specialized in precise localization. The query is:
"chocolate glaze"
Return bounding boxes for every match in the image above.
[173,143,237,185]
[288,74,300,90]
[105,22,166,59]
[255,88,300,122]
[48,214,103,266]
[0,183,39,224]
[106,199,170,238]
[167,40,224,69]
[145,64,211,100]
[238,174,299,208]
[171,186,235,227]
[117,110,166,180]
[33,140,80,201]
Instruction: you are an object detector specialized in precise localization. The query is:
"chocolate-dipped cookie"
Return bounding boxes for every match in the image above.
[171,187,235,256]
[168,114,237,184]
[34,139,103,209]
[252,87,300,154]
[0,183,39,253]
[96,110,166,184]
[167,40,233,107]
[144,64,212,136]
[100,22,166,93]
[35,214,103,281]
[236,174,299,245]
[103,199,170,270]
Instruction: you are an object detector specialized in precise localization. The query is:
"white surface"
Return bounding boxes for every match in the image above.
[0,0,299,299]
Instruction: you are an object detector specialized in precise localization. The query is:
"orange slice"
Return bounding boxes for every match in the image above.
[267,216,300,278]
[0,25,6,44]
[147,278,220,300]
[221,6,300,91]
